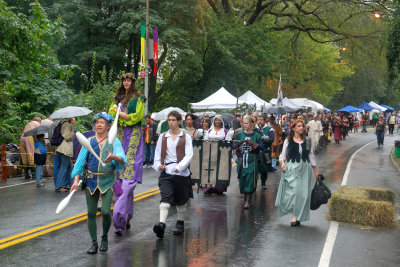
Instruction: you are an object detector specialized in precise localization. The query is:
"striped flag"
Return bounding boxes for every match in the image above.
[277,74,283,106]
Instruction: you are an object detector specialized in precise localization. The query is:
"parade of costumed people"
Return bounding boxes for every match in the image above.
[108,73,146,236]
[70,112,127,254]
[275,119,319,226]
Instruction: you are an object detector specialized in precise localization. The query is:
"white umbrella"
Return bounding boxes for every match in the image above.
[154,107,185,121]
[49,106,93,119]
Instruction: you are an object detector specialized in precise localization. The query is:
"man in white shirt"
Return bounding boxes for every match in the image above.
[152,110,194,238]
[306,115,322,153]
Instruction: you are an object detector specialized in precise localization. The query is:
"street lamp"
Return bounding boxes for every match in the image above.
[374,12,381,19]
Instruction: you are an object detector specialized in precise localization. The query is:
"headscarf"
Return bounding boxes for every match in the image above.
[92,112,114,124]
[211,115,225,130]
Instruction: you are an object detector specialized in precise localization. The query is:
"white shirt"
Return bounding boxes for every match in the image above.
[204,128,232,141]
[153,130,193,176]
[279,139,316,166]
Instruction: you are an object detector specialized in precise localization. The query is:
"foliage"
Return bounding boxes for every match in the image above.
[0,0,72,144]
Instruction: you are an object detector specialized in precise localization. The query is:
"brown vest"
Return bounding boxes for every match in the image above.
[160,132,186,164]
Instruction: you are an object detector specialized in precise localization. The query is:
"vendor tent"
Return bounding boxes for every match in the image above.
[357,102,374,111]
[368,101,386,111]
[337,105,363,113]
[239,91,270,109]
[191,87,243,109]
[380,104,394,111]
[309,100,324,111]
[269,97,302,110]
[287,98,318,111]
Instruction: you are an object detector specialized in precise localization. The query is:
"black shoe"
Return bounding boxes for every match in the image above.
[87,241,98,254]
[290,221,301,227]
[173,220,184,235]
[153,222,166,238]
[126,221,131,229]
[99,236,108,252]
[269,167,277,172]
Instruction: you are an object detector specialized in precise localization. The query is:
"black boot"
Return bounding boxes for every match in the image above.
[173,220,184,235]
[87,240,98,254]
[99,236,108,252]
[153,222,166,239]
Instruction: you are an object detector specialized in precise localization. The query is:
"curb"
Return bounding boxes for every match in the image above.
[390,146,400,174]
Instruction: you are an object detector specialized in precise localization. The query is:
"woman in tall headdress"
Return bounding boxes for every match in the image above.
[108,73,145,235]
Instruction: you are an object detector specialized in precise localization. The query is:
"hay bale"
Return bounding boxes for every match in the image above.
[329,186,396,227]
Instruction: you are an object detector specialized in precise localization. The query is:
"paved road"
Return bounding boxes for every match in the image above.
[1,131,399,266]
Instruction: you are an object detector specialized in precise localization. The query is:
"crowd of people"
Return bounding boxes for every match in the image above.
[17,74,400,253]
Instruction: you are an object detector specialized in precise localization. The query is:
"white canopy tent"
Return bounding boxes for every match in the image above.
[191,87,243,109]
[269,97,303,110]
[239,91,271,110]
[309,100,324,112]
[368,101,386,112]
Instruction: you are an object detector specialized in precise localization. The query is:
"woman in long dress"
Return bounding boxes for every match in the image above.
[275,119,319,226]
[235,116,263,208]
[108,73,145,235]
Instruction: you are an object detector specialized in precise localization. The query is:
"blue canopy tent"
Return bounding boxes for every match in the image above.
[337,105,363,113]
[323,107,331,113]
[357,102,374,111]
[380,104,394,111]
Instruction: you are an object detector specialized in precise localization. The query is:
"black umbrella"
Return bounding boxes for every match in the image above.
[220,113,234,126]
[23,125,50,137]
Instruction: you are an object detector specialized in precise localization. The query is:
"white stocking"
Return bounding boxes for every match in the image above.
[176,204,187,221]
[159,202,170,223]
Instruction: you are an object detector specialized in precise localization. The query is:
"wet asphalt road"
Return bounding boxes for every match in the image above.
[1,130,399,266]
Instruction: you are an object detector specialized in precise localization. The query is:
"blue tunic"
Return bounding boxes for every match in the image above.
[71,136,127,194]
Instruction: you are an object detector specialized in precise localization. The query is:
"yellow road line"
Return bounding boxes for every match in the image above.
[0,187,160,250]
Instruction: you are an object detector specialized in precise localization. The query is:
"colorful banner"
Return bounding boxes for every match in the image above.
[153,27,159,76]
[140,21,146,76]
[277,74,283,106]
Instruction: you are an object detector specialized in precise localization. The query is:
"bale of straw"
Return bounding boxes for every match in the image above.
[329,186,396,227]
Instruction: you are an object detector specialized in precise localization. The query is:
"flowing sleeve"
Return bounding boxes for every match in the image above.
[279,139,289,161]
[152,133,164,172]
[112,138,127,171]
[71,147,88,178]
[125,97,145,126]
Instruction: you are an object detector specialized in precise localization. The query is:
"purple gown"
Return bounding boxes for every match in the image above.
[112,99,144,234]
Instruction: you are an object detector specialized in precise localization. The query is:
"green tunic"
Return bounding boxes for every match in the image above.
[236,131,261,193]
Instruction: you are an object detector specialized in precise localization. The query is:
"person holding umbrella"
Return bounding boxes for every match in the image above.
[20,117,42,179]
[34,134,47,187]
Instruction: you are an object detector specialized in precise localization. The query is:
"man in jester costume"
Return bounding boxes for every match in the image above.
[70,112,127,254]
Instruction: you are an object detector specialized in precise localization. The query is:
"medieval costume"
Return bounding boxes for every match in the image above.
[71,112,127,254]
[152,131,193,238]
[275,137,316,223]
[306,118,322,152]
[203,115,232,194]
[108,94,145,235]
[235,131,263,208]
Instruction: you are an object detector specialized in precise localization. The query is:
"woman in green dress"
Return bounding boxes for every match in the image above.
[275,119,320,226]
[235,116,264,209]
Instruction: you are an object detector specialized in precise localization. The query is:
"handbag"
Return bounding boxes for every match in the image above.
[310,174,331,210]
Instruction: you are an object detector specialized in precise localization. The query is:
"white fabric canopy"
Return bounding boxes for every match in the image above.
[239,91,271,109]
[309,100,324,111]
[368,101,386,112]
[191,87,243,109]
[269,97,303,110]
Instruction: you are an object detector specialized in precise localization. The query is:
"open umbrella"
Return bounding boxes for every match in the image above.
[220,113,234,126]
[23,125,50,137]
[154,107,185,121]
[49,106,93,119]
[263,105,295,114]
